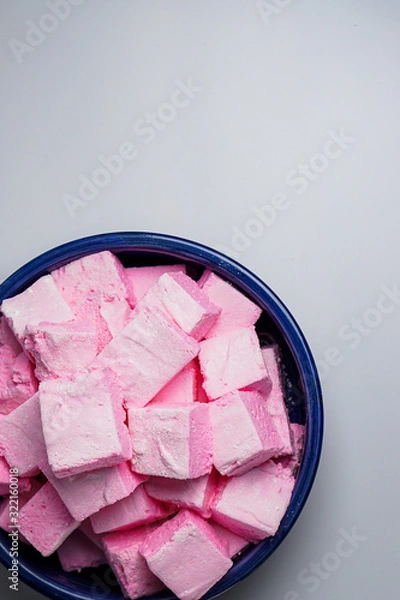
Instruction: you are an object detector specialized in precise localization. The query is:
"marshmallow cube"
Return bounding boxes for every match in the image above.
[145,470,218,518]
[138,272,220,340]
[210,390,283,476]
[1,275,74,344]
[19,482,80,556]
[0,393,47,476]
[0,317,21,354]
[90,484,172,534]
[211,462,295,541]
[149,360,197,407]
[209,521,250,558]
[140,509,233,600]
[198,327,269,400]
[199,271,262,338]
[262,346,292,455]
[129,404,213,479]
[0,346,38,415]
[103,524,166,600]
[125,264,186,303]
[40,460,146,522]
[40,368,131,478]
[0,456,32,495]
[24,321,99,381]
[93,307,199,409]
[57,529,107,572]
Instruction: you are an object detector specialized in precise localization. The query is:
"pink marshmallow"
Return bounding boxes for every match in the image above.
[144,470,218,518]
[19,482,80,556]
[261,346,292,455]
[39,368,131,478]
[149,360,197,407]
[1,275,74,345]
[199,271,262,338]
[57,529,107,572]
[211,461,295,541]
[137,272,220,340]
[129,404,213,479]
[90,483,173,534]
[0,346,38,415]
[39,460,146,522]
[209,390,283,476]
[24,321,99,381]
[198,327,269,400]
[52,251,133,336]
[125,264,186,303]
[0,393,47,476]
[208,521,250,558]
[92,306,199,409]
[0,317,21,354]
[140,509,233,600]
[103,524,166,600]
[0,456,32,495]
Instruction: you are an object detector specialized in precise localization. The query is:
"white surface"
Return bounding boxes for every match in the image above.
[0,1,399,599]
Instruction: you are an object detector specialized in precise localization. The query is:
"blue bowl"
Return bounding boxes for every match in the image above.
[0,232,323,600]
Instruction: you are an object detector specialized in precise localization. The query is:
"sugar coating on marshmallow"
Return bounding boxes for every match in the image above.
[57,529,107,572]
[125,264,186,303]
[261,346,292,455]
[19,482,80,556]
[0,393,47,476]
[199,271,262,338]
[1,275,74,344]
[90,483,172,534]
[0,456,31,495]
[92,306,199,409]
[52,252,133,337]
[145,470,218,518]
[198,327,269,400]
[40,460,146,522]
[0,317,21,354]
[24,321,99,381]
[129,404,212,479]
[103,524,166,600]
[210,390,283,476]
[211,462,295,541]
[149,360,197,407]
[137,272,220,340]
[40,368,131,478]
[0,346,38,415]
[140,509,233,600]
[209,521,250,558]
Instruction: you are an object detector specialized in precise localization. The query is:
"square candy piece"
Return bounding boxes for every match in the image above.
[129,404,212,479]
[40,368,131,478]
[0,393,47,476]
[125,264,186,303]
[137,272,220,340]
[145,470,218,518]
[1,275,74,344]
[198,327,269,400]
[210,390,283,476]
[0,346,38,415]
[149,361,197,407]
[199,271,262,338]
[92,307,199,409]
[140,509,233,600]
[19,482,80,556]
[40,460,146,522]
[57,529,107,572]
[90,484,172,534]
[211,462,295,541]
[24,321,99,381]
[261,346,292,455]
[103,524,166,600]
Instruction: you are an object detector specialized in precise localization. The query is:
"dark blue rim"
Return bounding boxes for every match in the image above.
[0,232,324,600]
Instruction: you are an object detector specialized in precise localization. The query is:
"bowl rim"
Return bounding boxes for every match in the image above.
[0,232,324,600]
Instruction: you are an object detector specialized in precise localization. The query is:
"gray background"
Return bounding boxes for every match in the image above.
[1,1,399,599]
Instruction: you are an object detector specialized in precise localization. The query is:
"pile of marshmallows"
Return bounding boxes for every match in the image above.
[0,251,305,600]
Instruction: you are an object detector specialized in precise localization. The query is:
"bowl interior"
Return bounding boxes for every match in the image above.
[0,233,323,600]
